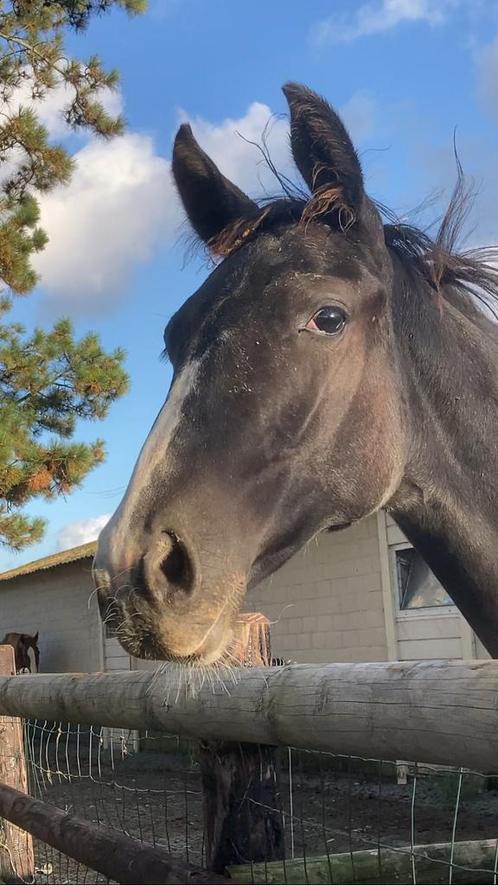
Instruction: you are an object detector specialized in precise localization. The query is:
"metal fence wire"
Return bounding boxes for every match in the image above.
[1,718,498,884]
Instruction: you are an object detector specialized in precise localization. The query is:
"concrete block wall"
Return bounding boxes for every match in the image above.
[245,515,388,663]
[0,559,101,673]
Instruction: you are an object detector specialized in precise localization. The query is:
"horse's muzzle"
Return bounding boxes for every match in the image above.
[93,521,243,664]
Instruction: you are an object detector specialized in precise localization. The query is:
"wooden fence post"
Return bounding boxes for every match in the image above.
[0,645,34,884]
[199,613,284,875]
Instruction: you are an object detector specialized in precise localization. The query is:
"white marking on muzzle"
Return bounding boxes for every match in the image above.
[107,359,202,542]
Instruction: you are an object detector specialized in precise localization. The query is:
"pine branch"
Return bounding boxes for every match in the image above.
[0,31,68,78]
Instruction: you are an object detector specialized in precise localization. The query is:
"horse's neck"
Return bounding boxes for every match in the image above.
[389,290,498,655]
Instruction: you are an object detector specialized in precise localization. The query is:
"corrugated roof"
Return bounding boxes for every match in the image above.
[0,541,97,583]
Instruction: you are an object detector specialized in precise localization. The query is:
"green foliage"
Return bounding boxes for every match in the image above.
[0,308,129,550]
[0,1,142,548]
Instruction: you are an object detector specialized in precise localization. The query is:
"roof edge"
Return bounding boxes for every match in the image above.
[0,541,97,583]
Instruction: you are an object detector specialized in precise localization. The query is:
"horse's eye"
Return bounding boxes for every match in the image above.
[305,305,348,335]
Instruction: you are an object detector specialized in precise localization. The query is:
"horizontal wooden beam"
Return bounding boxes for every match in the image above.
[0,783,232,885]
[228,839,498,884]
[0,660,496,770]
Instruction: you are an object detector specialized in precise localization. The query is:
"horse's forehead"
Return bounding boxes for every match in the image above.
[235,226,366,283]
[197,227,365,311]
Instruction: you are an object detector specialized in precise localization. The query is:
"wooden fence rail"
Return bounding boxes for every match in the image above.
[0,659,495,770]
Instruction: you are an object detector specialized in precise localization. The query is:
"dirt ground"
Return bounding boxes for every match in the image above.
[26,743,498,884]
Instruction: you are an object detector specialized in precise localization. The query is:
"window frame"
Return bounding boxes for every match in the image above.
[389,541,457,618]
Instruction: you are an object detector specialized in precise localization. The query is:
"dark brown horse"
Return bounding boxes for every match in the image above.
[95,83,498,663]
[2,632,39,673]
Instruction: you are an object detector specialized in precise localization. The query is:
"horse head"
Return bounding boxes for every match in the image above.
[94,84,404,663]
[4,632,40,673]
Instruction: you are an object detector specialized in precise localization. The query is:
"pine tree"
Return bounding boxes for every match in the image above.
[0,1,145,549]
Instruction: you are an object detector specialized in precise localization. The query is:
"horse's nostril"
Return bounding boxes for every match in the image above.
[159,533,193,593]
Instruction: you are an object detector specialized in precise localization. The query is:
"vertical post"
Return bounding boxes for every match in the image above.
[376,511,398,661]
[0,646,34,884]
[199,613,284,875]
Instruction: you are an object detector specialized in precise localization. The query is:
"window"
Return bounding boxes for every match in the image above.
[394,546,453,610]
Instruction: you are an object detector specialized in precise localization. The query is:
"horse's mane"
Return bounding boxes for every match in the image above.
[383,175,498,325]
[205,169,498,325]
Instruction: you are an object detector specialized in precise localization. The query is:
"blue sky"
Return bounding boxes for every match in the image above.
[2,0,498,570]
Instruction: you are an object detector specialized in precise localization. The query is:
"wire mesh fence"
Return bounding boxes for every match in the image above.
[20,722,204,883]
[2,717,498,884]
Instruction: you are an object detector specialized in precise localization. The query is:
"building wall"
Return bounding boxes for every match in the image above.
[0,559,101,673]
[382,514,472,661]
[246,515,388,663]
[104,635,131,671]
[0,511,482,677]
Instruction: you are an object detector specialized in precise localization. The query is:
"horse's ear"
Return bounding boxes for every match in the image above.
[33,632,38,643]
[282,82,364,214]
[172,123,257,245]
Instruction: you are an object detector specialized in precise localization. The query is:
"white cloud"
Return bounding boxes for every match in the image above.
[31,91,377,313]
[33,101,291,314]
[33,133,172,313]
[2,79,169,316]
[32,102,289,314]
[311,0,459,44]
[477,33,498,121]
[56,513,111,551]
[183,102,291,198]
